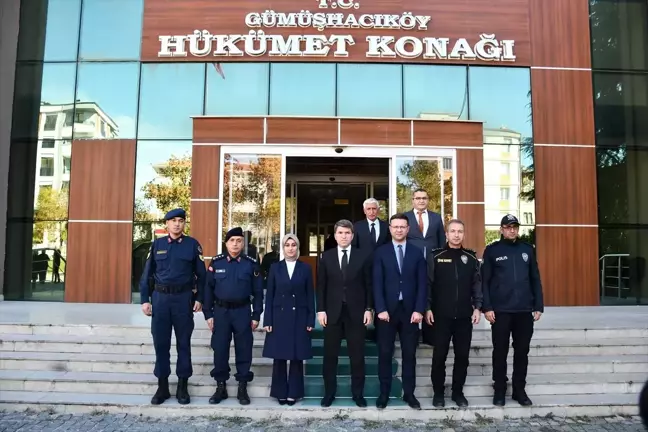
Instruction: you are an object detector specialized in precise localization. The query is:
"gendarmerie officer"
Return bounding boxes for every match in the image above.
[204,227,264,405]
[482,214,544,407]
[424,219,482,408]
[139,208,206,405]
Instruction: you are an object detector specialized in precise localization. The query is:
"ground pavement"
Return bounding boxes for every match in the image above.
[0,411,645,431]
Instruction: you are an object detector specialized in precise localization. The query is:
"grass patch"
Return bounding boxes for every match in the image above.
[89,409,108,416]
[474,413,494,426]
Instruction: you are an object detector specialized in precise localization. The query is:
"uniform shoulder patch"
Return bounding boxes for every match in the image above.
[243,255,257,263]
[212,254,226,261]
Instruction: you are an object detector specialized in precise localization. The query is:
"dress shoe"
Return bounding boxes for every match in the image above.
[278,399,287,406]
[287,399,296,406]
[320,395,335,407]
[403,394,421,410]
[375,394,389,409]
[493,390,506,406]
[353,396,367,407]
[176,378,190,405]
[451,392,468,407]
[151,378,171,405]
[432,394,445,408]
[237,382,250,405]
[512,390,533,406]
[209,382,228,404]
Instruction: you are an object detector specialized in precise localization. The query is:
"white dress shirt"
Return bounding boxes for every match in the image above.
[337,245,351,268]
[367,218,380,242]
[414,208,430,236]
[285,260,296,279]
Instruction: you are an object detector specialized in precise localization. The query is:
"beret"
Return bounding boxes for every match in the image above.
[225,227,244,242]
[164,208,186,220]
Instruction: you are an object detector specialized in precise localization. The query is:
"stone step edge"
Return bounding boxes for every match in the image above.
[0,392,639,421]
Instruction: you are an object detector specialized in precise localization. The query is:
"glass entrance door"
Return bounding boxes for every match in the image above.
[218,146,456,262]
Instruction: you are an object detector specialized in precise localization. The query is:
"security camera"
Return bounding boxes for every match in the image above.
[334,147,343,154]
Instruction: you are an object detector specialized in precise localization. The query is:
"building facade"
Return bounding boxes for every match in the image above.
[0,0,646,306]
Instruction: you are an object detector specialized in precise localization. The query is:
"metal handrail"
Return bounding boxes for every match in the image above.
[599,253,630,299]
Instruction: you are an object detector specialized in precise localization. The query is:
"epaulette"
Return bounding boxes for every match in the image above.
[485,239,500,247]
[430,247,444,254]
[462,248,478,259]
[243,255,257,263]
[212,254,226,261]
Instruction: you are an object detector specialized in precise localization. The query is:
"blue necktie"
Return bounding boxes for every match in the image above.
[398,245,404,300]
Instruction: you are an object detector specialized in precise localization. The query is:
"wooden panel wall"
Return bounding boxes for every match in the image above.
[529,0,599,306]
[142,0,531,65]
[456,149,485,255]
[65,140,136,303]
[191,144,221,259]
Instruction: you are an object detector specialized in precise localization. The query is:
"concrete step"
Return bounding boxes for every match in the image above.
[0,369,644,399]
[0,390,639,420]
[2,323,647,341]
[2,333,647,358]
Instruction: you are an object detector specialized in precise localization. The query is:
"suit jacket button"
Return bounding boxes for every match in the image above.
[292,307,296,310]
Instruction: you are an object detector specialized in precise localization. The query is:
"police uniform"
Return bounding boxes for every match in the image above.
[204,227,264,405]
[482,214,544,407]
[425,243,482,408]
[139,208,206,405]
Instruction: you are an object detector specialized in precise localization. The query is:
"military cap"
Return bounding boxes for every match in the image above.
[164,208,186,221]
[225,227,244,242]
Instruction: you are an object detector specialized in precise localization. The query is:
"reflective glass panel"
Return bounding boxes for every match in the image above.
[590,0,648,71]
[205,63,269,116]
[404,65,468,120]
[469,67,533,143]
[134,141,193,221]
[483,144,535,227]
[222,154,282,259]
[79,0,144,60]
[593,72,648,148]
[270,63,335,116]
[599,228,648,305]
[597,147,648,225]
[337,64,402,118]
[17,0,81,61]
[396,156,454,222]
[75,63,139,139]
[485,224,536,247]
[138,64,206,139]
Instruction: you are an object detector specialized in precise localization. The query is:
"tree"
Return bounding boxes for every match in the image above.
[396,159,442,213]
[141,154,192,220]
[33,186,68,246]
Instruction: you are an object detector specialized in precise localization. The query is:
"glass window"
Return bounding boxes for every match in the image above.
[469,67,533,143]
[486,224,536,246]
[593,72,648,148]
[138,64,206,139]
[39,157,54,177]
[205,63,269,116]
[599,227,648,305]
[404,65,468,120]
[75,63,139,139]
[41,139,55,148]
[221,154,282,259]
[395,156,454,222]
[79,0,144,60]
[590,0,648,71]
[134,141,193,221]
[270,63,335,116]
[17,0,81,62]
[338,64,402,118]
[597,147,648,224]
[483,144,535,227]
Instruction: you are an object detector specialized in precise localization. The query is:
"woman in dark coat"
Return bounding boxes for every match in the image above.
[262,234,314,405]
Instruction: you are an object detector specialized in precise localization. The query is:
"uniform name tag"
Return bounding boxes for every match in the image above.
[156,250,167,255]
[214,269,226,273]
[438,259,452,263]
[495,256,508,262]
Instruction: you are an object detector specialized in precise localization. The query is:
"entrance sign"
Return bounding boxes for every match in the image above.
[143,0,531,64]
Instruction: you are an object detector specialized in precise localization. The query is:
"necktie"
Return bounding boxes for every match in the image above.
[398,245,404,300]
[418,211,425,234]
[341,249,348,278]
[370,222,376,245]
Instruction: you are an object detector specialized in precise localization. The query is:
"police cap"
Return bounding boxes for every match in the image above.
[164,208,186,221]
[500,214,520,226]
[225,227,244,242]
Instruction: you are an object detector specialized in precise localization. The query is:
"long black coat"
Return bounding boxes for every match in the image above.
[262,260,315,360]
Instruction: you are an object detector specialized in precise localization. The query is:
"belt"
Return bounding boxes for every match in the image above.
[214,297,250,309]
[154,284,192,294]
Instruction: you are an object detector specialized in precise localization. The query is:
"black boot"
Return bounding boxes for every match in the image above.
[512,388,533,406]
[209,382,228,404]
[151,377,171,405]
[493,389,506,406]
[237,382,250,405]
[176,378,190,405]
[451,391,469,407]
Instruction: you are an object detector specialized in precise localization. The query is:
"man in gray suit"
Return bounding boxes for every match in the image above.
[404,189,446,257]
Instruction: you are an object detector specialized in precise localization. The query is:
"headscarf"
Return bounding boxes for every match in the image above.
[282,234,300,262]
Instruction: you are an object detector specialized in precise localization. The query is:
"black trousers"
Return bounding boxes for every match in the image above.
[491,312,534,392]
[323,304,366,398]
[376,302,419,397]
[270,360,304,400]
[431,317,473,395]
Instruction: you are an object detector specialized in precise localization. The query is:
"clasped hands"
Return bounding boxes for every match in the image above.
[377,311,423,324]
[317,310,373,328]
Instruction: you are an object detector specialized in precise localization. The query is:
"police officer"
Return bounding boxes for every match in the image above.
[204,227,264,405]
[139,208,206,405]
[425,219,482,408]
[482,214,544,407]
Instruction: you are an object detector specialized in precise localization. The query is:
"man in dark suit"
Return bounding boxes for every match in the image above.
[373,213,427,410]
[404,189,446,257]
[353,198,391,251]
[317,219,374,408]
